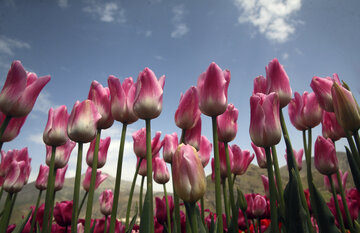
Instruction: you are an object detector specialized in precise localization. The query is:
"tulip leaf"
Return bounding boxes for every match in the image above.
[126,212,138,233]
[209,214,216,233]
[345,146,360,191]
[90,219,96,233]
[140,189,151,233]
[195,204,207,233]
[12,209,32,233]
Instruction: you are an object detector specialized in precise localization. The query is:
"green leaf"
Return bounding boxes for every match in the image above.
[126,212,138,233]
[209,214,216,233]
[140,189,151,233]
[345,146,360,191]
[194,204,207,233]
[12,209,32,233]
[90,219,96,233]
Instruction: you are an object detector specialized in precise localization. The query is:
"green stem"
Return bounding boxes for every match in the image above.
[109,123,127,233]
[328,175,346,233]
[242,210,250,233]
[139,176,145,217]
[353,131,360,163]
[0,192,13,232]
[163,184,172,233]
[185,202,198,233]
[104,215,108,233]
[78,192,88,217]
[336,170,355,232]
[211,116,223,233]
[30,190,43,233]
[222,179,230,226]
[345,131,360,168]
[0,187,3,203]
[125,158,142,229]
[0,115,11,143]
[41,146,56,233]
[145,119,154,233]
[200,197,205,226]
[84,129,101,233]
[48,191,56,232]
[271,145,286,220]
[233,174,237,185]
[258,218,262,233]
[71,142,83,233]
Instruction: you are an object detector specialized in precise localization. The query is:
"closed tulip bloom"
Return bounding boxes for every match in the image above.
[35,165,49,190]
[321,111,345,141]
[324,170,348,194]
[198,136,212,167]
[266,58,292,108]
[3,160,29,193]
[261,175,270,198]
[253,75,267,94]
[88,80,114,129]
[172,144,206,203]
[153,157,170,184]
[0,147,31,180]
[231,145,254,175]
[331,82,360,131]
[217,104,238,143]
[54,165,68,192]
[133,128,163,158]
[252,194,267,218]
[285,148,304,171]
[46,139,76,169]
[155,196,174,224]
[175,86,201,129]
[310,74,341,112]
[67,100,102,143]
[108,76,138,124]
[197,62,231,116]
[218,142,233,179]
[314,136,338,175]
[133,67,166,119]
[43,106,69,146]
[184,117,201,150]
[250,92,281,147]
[137,156,148,177]
[0,112,27,142]
[86,136,111,168]
[211,157,215,181]
[99,189,114,216]
[53,201,73,227]
[251,142,267,169]
[0,61,51,117]
[82,167,108,192]
[162,133,178,163]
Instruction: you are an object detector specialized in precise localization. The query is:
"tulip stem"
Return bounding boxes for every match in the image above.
[71,142,83,233]
[345,131,360,168]
[48,191,56,233]
[222,179,230,226]
[30,190,43,233]
[271,145,286,220]
[104,215,108,233]
[200,197,205,225]
[0,192,13,232]
[242,210,251,233]
[41,146,56,233]
[211,116,223,233]
[328,175,346,233]
[109,123,127,233]
[0,115,11,144]
[84,129,101,233]
[78,191,88,217]
[336,170,355,232]
[185,202,198,233]
[0,188,3,204]
[139,176,145,216]
[258,218,262,233]
[163,184,172,233]
[125,157,142,230]
[145,119,154,233]
[353,131,360,160]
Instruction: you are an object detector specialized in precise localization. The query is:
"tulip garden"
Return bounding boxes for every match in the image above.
[0,58,359,233]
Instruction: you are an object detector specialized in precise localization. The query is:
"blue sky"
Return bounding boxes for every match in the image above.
[0,0,359,191]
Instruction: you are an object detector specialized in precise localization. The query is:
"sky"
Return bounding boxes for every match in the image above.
[0,0,359,192]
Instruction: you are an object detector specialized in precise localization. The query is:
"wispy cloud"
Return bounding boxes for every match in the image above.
[32,91,56,115]
[83,2,126,23]
[58,0,69,8]
[0,36,31,56]
[28,133,44,145]
[171,5,189,38]
[233,0,301,43]
[282,52,289,60]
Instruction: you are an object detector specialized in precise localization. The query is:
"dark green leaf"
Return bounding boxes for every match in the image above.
[12,209,32,233]
[140,189,151,233]
[126,212,138,233]
[345,146,360,191]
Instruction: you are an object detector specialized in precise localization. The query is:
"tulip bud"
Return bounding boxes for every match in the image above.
[324,170,348,194]
[133,128,163,159]
[172,144,206,203]
[184,117,201,150]
[82,167,108,192]
[285,148,304,171]
[252,194,267,218]
[310,74,341,112]
[251,142,267,169]
[237,189,247,212]
[53,201,73,227]
[231,145,254,175]
[133,67,166,119]
[153,157,170,184]
[261,175,270,198]
[253,75,267,94]
[43,106,69,146]
[0,148,31,184]
[175,86,201,129]
[314,136,338,175]
[219,142,233,179]
[321,111,345,141]
[86,136,111,168]
[163,133,178,163]
[54,165,68,191]
[35,165,49,190]
[155,196,174,224]
[0,112,27,142]
[197,62,231,116]
[137,157,148,177]
[99,189,113,216]
[217,104,238,143]
[198,136,212,168]
[3,160,30,193]
[46,139,76,169]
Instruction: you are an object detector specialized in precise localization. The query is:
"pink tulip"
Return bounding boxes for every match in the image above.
[211,157,215,181]
[218,142,233,179]
[252,194,267,218]
[172,144,206,203]
[137,156,148,177]
[153,157,170,184]
[108,75,138,124]
[67,100,102,143]
[43,105,69,146]
[251,142,267,169]
[198,135,212,168]
[0,61,51,117]
[162,133,178,163]
[133,67,166,119]
[314,136,338,175]
[35,165,49,190]
[261,175,271,198]
[86,136,111,168]
[88,80,114,129]
[0,112,27,142]
[321,111,345,141]
[184,117,201,150]
[133,128,163,159]
[331,82,360,131]
[253,75,267,94]
[3,159,30,193]
[54,165,68,191]
[53,200,73,227]
[82,167,108,192]
[197,62,231,116]
[155,196,174,224]
[175,86,201,129]
[249,92,281,147]
[46,139,76,169]
[0,148,31,183]
[217,104,238,143]
[285,148,304,171]
[310,74,341,112]
[324,170,348,194]
[266,58,292,108]
[245,193,256,219]
[231,145,254,175]
[99,189,113,216]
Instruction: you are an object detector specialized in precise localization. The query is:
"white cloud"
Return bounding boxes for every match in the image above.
[171,5,189,38]
[0,36,31,56]
[83,2,126,23]
[282,52,289,60]
[32,91,56,115]
[234,0,301,43]
[58,0,68,8]
[28,133,44,145]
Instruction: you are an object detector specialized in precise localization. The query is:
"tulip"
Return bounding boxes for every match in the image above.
[99,189,114,216]
[324,170,349,194]
[198,135,212,167]
[108,75,138,124]
[184,117,201,150]
[231,145,254,175]
[314,136,338,175]
[162,133,178,163]
[43,105,69,146]
[310,74,341,112]
[3,160,30,193]
[35,165,49,191]
[249,92,281,147]
[0,112,27,142]
[67,100,102,143]
[197,62,231,116]
[133,67,166,119]
[265,58,292,108]
[172,144,206,203]
[285,148,304,171]
[54,165,68,191]
[218,142,233,179]
[252,194,267,218]
[321,111,345,141]
[331,82,360,131]
[251,142,267,169]
[253,75,267,94]
[261,175,270,198]
[0,61,51,117]
[155,196,174,224]
[245,193,256,219]
[133,128,163,159]
[137,156,148,177]
[211,157,215,181]
[45,139,76,169]
[217,104,238,143]
[53,201,73,227]
[86,136,111,168]
[0,147,31,179]
[82,167,108,192]
[153,157,170,184]
[88,80,114,129]
[174,86,201,129]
